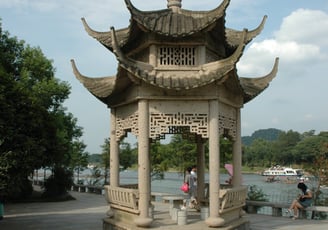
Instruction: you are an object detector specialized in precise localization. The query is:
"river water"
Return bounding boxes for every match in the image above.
[37,168,324,205]
[69,168,327,218]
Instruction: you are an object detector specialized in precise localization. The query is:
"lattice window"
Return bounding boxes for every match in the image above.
[150,112,208,140]
[158,46,196,66]
[115,111,237,141]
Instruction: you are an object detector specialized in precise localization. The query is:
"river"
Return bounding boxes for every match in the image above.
[118,170,319,204]
[37,168,325,204]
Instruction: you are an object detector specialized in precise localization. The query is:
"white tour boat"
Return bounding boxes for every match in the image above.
[262,166,303,176]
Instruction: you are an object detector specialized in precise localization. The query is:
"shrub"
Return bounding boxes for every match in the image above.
[247,185,268,201]
[43,167,73,198]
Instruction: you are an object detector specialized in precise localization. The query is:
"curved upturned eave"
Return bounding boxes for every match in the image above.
[110,28,247,90]
[124,0,230,37]
[81,17,129,51]
[226,15,267,47]
[202,29,247,70]
[111,26,154,72]
[71,59,117,101]
[240,57,279,103]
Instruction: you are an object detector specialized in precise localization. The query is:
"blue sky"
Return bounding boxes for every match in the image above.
[1,0,328,154]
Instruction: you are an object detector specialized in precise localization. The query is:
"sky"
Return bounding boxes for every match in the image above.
[1,0,328,154]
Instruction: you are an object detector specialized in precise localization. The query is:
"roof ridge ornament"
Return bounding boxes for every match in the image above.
[167,0,182,13]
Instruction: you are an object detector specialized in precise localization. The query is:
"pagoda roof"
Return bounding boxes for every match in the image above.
[72,0,278,105]
[81,0,267,52]
[71,57,278,105]
[124,0,229,37]
[71,25,278,104]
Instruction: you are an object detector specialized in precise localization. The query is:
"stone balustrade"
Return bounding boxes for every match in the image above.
[246,200,328,219]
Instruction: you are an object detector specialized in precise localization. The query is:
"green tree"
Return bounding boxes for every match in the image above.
[70,141,89,184]
[169,134,197,172]
[100,138,110,185]
[220,137,233,166]
[243,139,274,167]
[120,142,136,170]
[150,141,170,180]
[293,134,326,164]
[0,21,83,198]
[273,130,301,165]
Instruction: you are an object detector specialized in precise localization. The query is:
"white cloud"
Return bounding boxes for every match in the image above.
[238,9,328,77]
[275,9,328,46]
[245,39,321,64]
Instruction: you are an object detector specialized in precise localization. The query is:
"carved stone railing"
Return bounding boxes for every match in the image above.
[246,200,328,219]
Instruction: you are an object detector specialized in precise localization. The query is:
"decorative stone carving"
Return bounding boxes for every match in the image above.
[150,112,208,140]
[157,46,196,66]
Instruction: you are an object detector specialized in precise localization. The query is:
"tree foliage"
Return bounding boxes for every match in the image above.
[243,129,328,176]
[0,21,86,198]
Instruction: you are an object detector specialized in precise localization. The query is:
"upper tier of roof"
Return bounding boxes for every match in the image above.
[72,0,278,106]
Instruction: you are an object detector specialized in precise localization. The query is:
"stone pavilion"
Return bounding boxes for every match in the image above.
[71,0,278,228]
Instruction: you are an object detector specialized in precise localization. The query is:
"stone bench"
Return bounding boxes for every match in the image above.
[201,186,247,212]
[219,186,247,215]
[104,185,140,215]
[200,186,247,223]
[246,200,328,219]
[151,192,171,202]
[162,195,186,221]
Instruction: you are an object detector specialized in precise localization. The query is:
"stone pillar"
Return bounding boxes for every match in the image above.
[110,108,119,187]
[206,100,225,227]
[135,100,152,227]
[107,108,119,218]
[232,109,242,187]
[196,135,205,202]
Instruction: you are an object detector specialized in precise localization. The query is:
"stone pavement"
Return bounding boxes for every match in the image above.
[0,190,327,230]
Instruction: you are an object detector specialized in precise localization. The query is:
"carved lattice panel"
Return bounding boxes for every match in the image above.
[114,102,238,141]
[158,46,196,66]
[150,112,208,140]
[116,112,139,141]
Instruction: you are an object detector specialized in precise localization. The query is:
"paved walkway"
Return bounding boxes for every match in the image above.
[0,191,327,230]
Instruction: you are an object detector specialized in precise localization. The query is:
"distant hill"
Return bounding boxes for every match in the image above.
[242,128,283,146]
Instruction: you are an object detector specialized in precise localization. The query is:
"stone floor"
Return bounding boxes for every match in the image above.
[0,190,327,230]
